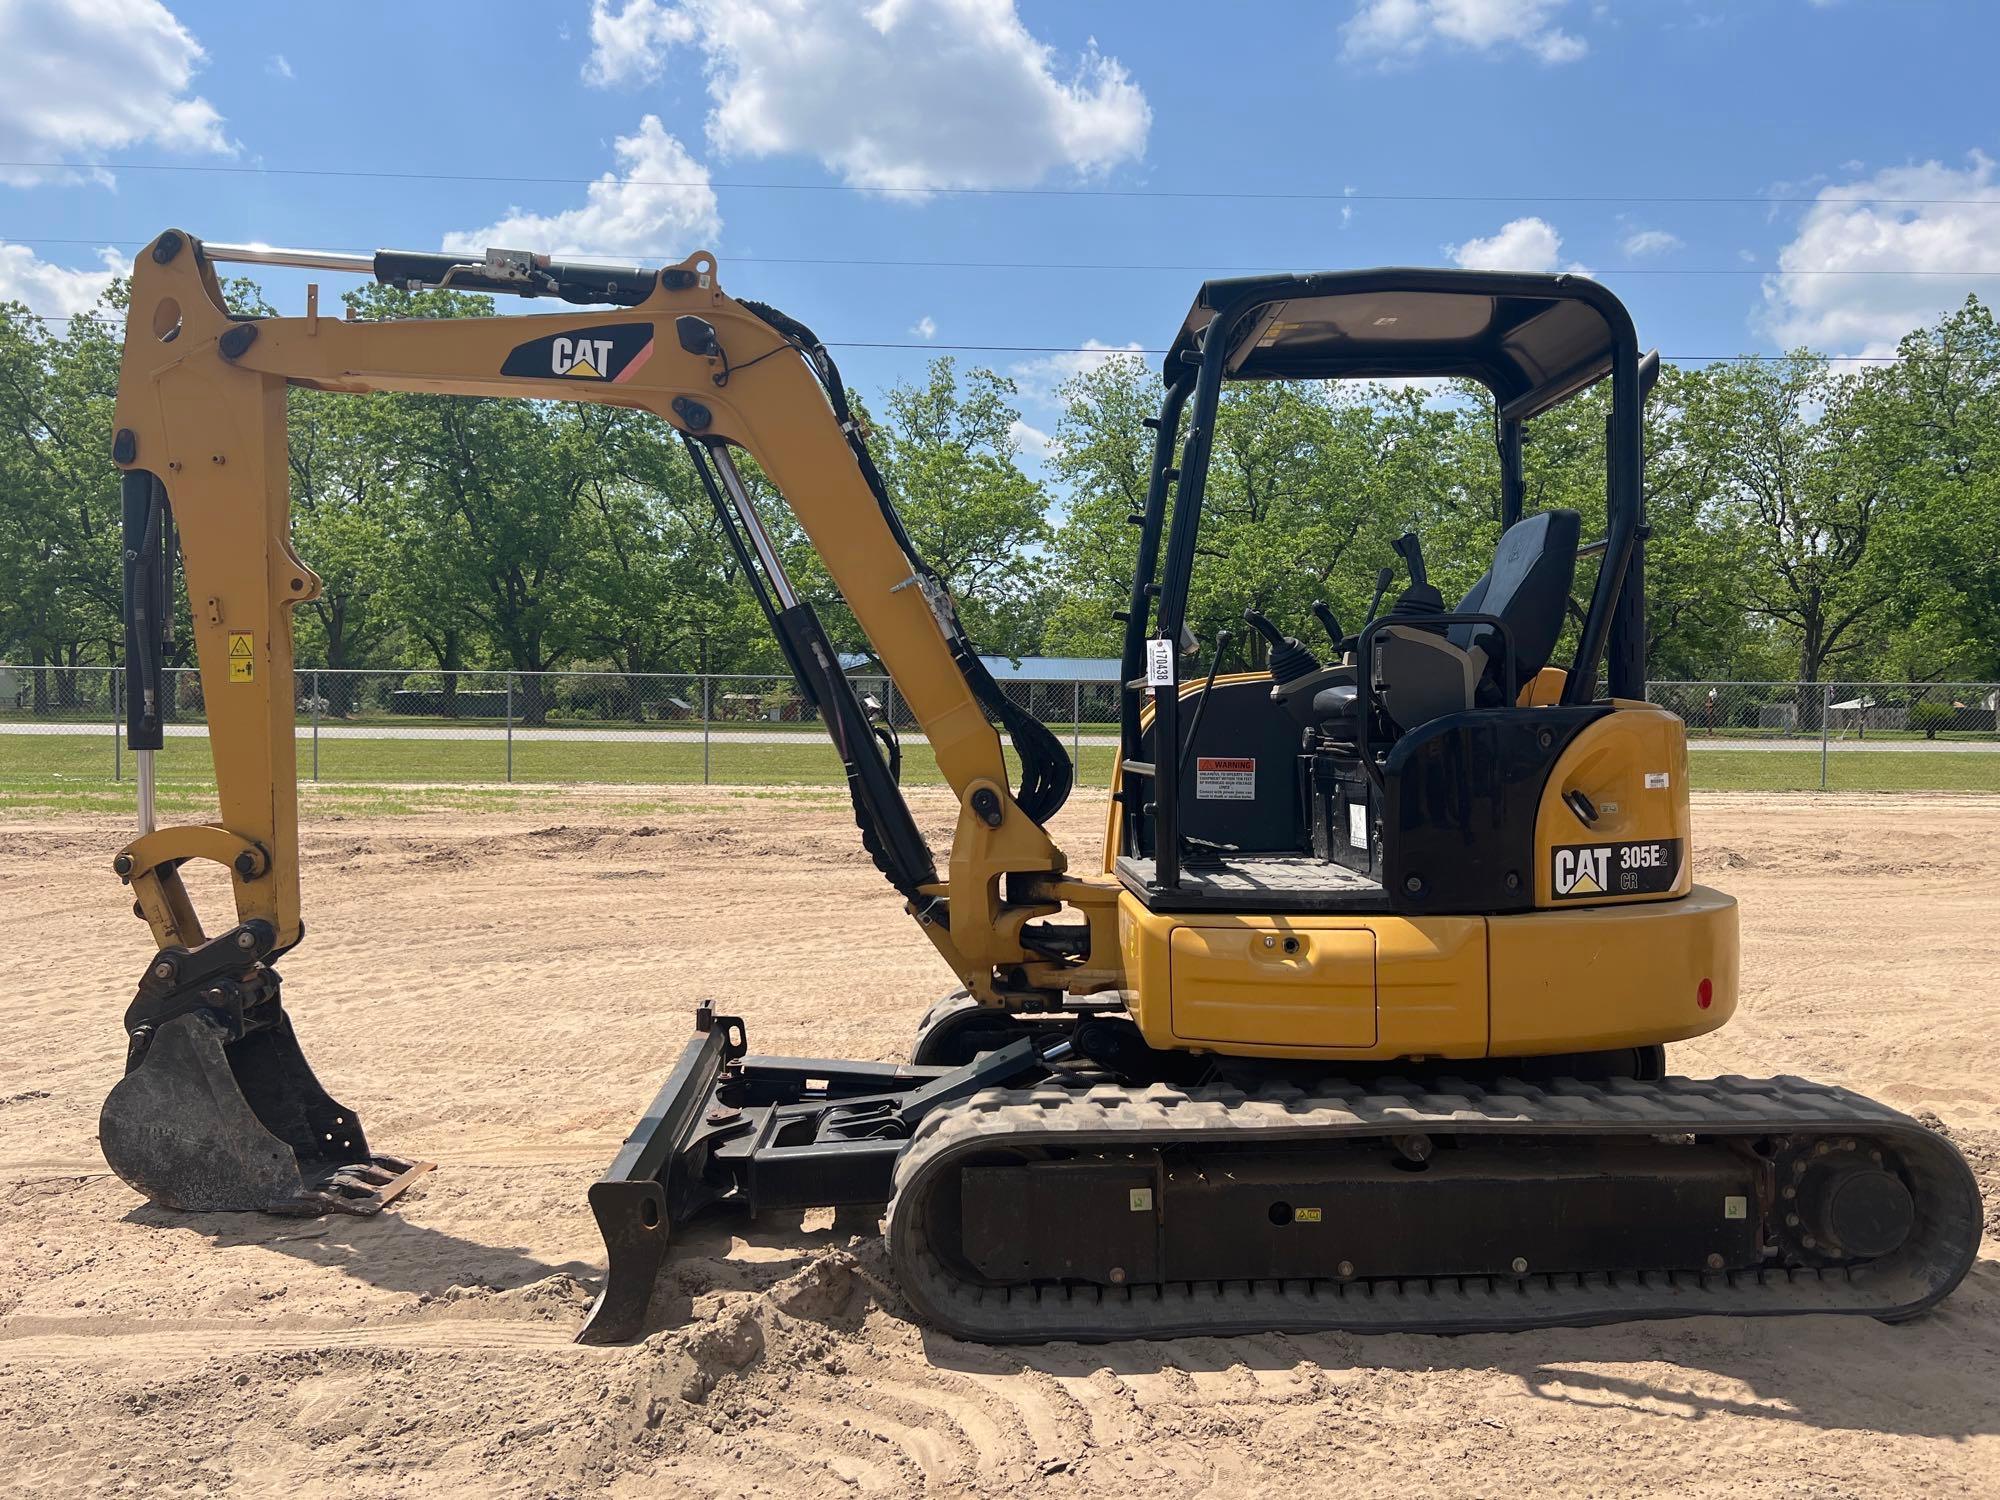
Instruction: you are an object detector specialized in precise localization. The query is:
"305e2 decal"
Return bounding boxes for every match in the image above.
[500,323,655,383]
[1551,838,1683,899]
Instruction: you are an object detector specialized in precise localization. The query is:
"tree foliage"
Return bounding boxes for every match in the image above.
[3,280,1998,699]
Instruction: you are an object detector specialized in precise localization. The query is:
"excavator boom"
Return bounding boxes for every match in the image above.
[101,230,1110,1245]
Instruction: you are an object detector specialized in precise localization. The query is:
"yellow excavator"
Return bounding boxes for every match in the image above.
[99,229,1980,1344]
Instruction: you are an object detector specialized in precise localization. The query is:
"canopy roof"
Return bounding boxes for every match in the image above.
[1166,268,1638,419]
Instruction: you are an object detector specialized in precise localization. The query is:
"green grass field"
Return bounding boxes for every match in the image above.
[0,729,1994,815]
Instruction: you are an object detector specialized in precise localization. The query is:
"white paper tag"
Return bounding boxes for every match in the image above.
[1348,801,1369,849]
[1195,756,1255,800]
[1644,771,1669,790]
[1145,638,1175,687]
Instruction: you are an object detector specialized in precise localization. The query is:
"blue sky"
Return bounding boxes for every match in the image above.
[5,0,1997,456]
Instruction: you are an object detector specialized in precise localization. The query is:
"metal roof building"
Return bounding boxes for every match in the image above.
[838,653,1120,683]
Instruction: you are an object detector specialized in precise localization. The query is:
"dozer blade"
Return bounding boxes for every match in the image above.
[102,1002,431,1217]
[576,1001,1050,1344]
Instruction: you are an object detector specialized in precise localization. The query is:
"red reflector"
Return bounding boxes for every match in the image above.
[1697,978,1714,1010]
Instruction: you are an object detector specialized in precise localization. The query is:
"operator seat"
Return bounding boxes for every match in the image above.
[1314,509,1581,738]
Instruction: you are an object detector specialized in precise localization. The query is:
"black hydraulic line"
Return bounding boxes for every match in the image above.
[682,436,933,897]
[737,297,1073,825]
[682,436,814,700]
[779,599,939,898]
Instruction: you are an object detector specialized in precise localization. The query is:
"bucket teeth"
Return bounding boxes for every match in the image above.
[295,1156,434,1216]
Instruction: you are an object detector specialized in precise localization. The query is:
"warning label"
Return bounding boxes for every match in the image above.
[228,632,254,683]
[1195,756,1255,800]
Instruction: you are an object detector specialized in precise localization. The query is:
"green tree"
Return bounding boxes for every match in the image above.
[1675,354,1904,691]
[1860,297,2000,682]
[875,359,1052,656]
[766,359,1053,662]
[288,387,402,713]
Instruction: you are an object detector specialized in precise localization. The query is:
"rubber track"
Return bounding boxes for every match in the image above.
[884,1074,1983,1343]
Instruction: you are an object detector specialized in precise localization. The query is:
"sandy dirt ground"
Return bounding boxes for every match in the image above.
[2,787,1997,1498]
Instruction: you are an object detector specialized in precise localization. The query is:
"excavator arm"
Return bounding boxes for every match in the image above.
[99,230,1121,1231]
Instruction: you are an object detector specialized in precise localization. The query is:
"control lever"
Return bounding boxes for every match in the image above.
[1310,601,1343,652]
[1392,531,1429,588]
[1241,607,1320,684]
[1387,533,1444,616]
[1363,567,1394,625]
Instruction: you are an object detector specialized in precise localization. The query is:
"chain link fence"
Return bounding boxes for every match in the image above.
[0,665,1993,793]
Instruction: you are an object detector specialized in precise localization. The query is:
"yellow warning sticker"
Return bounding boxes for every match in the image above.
[1294,1207,1323,1224]
[228,632,254,682]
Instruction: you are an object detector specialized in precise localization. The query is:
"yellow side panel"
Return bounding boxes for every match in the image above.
[1534,704,1694,908]
[1489,885,1739,1054]
[1121,896,1488,1060]
[1170,926,1377,1047]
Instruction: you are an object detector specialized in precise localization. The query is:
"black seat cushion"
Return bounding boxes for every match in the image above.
[1311,682,1361,740]
[1448,509,1580,693]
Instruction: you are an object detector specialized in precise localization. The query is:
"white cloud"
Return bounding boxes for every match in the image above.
[582,0,695,87]
[1343,0,1588,64]
[1761,151,2000,356]
[1622,227,1682,257]
[0,242,131,318]
[0,0,231,185]
[1448,216,1588,274]
[582,0,1151,191]
[267,53,293,79]
[910,314,937,340]
[442,115,720,258]
[1009,417,1057,462]
[1010,338,1147,402]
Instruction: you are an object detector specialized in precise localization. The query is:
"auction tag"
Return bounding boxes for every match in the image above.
[1196,756,1255,800]
[1145,637,1175,687]
[1644,771,1669,789]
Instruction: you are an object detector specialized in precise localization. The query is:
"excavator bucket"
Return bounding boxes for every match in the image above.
[101,981,430,1216]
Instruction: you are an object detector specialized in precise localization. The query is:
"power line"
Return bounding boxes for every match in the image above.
[1,158,1995,207]
[6,235,1999,278]
[2,312,1903,361]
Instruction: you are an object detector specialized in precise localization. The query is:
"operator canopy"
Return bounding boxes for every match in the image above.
[1167,268,1636,419]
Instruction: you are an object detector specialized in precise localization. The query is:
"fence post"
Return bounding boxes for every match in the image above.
[1820,683,1831,791]
[311,669,321,782]
[506,672,515,783]
[112,666,122,782]
[1072,680,1082,771]
[702,674,712,785]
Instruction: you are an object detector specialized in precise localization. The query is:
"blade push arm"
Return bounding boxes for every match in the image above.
[110,231,1120,1001]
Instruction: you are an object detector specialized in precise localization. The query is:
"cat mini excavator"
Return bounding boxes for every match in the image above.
[100,230,1981,1345]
